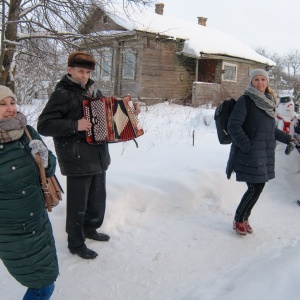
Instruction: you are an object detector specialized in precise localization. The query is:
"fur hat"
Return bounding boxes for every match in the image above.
[67,51,96,70]
[250,69,269,84]
[0,85,16,102]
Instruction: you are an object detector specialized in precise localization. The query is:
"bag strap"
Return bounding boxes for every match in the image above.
[24,127,52,212]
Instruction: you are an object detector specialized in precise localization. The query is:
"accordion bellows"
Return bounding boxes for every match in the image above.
[83,96,144,144]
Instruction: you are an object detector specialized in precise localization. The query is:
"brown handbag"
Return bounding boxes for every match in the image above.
[24,127,63,212]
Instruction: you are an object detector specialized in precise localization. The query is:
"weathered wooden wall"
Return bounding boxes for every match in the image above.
[94,34,196,104]
[138,37,195,102]
[192,61,267,106]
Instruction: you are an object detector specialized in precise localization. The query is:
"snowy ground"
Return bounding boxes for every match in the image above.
[1,102,300,300]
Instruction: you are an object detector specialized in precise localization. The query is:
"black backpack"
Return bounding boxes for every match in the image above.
[214,96,251,145]
[214,98,236,144]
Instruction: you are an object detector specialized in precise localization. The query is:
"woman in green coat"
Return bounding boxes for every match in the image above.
[0,86,59,300]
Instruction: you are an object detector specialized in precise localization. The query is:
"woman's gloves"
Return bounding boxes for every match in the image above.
[285,134,300,155]
[29,140,49,168]
[285,142,295,155]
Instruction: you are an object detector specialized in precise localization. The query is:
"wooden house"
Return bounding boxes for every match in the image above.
[81,3,275,106]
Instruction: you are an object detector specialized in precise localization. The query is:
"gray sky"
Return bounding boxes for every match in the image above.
[156,0,299,55]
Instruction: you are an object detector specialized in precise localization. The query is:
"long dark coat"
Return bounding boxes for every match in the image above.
[37,75,111,176]
[0,125,59,288]
[226,95,292,183]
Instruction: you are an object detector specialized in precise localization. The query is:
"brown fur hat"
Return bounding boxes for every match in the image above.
[67,51,96,70]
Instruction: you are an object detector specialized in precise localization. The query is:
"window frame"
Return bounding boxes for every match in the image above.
[93,48,113,81]
[102,15,108,24]
[100,48,113,81]
[122,49,136,80]
[222,62,237,82]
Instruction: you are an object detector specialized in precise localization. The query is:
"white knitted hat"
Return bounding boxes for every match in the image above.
[0,85,16,101]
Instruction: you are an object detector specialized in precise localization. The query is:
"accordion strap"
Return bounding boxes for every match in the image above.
[133,138,138,148]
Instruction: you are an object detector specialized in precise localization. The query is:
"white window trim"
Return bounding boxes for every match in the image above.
[122,49,136,80]
[222,62,237,82]
[92,48,113,81]
[100,49,112,81]
[91,50,100,81]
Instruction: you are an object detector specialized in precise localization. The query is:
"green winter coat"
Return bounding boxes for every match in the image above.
[0,125,59,289]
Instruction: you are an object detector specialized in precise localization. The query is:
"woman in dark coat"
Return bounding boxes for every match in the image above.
[0,85,58,299]
[226,69,294,235]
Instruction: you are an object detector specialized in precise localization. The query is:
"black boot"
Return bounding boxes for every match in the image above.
[69,246,98,259]
[85,231,110,242]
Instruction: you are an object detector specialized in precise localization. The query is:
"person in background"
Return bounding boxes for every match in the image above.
[226,69,295,235]
[0,85,58,299]
[37,51,141,259]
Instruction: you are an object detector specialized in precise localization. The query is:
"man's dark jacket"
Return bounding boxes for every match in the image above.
[37,75,111,176]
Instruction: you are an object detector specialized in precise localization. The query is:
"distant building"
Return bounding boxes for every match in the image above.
[80,3,275,106]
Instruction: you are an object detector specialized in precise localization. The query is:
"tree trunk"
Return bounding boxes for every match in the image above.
[0,0,21,91]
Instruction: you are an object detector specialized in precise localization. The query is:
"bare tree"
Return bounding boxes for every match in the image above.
[284,50,300,78]
[282,50,300,104]
[14,40,66,104]
[255,47,300,102]
[255,48,286,90]
[0,0,154,91]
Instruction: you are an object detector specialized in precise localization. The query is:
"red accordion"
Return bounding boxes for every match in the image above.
[83,96,144,144]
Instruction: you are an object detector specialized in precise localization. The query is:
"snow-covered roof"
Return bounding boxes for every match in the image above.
[100,3,275,66]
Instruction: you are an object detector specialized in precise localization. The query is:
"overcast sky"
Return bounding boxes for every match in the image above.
[155,0,299,55]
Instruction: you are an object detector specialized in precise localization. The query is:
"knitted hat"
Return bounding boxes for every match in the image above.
[250,69,269,84]
[67,51,96,70]
[0,85,16,101]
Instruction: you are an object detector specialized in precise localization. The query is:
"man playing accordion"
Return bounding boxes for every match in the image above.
[37,51,140,259]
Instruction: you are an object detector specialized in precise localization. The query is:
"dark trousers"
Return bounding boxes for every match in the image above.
[234,182,265,222]
[66,172,106,250]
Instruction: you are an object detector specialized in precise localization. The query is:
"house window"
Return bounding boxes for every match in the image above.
[222,63,237,81]
[122,49,135,79]
[93,48,113,81]
[102,15,108,24]
[100,49,112,80]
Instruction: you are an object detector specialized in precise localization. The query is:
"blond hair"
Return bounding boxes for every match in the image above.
[266,86,278,106]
